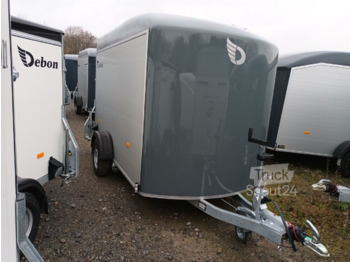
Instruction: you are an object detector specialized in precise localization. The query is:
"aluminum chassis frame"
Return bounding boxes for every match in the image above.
[189,191,286,245]
[189,186,329,257]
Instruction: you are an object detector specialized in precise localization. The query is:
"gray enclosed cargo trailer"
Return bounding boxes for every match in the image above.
[267,52,350,177]
[85,14,329,256]
[93,14,278,198]
[74,48,96,114]
[64,54,78,92]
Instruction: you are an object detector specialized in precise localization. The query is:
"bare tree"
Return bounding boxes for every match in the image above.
[64,26,97,54]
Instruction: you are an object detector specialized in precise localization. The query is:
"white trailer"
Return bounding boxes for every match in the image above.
[8,16,79,244]
[1,1,44,260]
[267,52,350,177]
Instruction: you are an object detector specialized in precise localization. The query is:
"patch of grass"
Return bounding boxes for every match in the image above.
[333,202,350,212]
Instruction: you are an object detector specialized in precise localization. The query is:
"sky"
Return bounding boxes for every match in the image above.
[9,0,349,55]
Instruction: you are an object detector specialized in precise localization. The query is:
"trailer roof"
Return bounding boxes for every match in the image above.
[64,54,78,60]
[278,51,350,68]
[78,48,96,58]
[98,13,262,50]
[11,16,64,42]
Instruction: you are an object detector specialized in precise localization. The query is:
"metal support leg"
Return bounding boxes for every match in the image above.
[62,117,79,178]
[84,106,96,141]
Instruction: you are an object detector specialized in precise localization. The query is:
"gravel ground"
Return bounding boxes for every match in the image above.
[24,103,331,262]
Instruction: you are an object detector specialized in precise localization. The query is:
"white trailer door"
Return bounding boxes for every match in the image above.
[275,63,350,156]
[11,32,64,184]
[96,31,148,186]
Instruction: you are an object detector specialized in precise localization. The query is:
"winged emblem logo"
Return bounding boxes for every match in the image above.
[226,38,246,65]
[17,46,34,67]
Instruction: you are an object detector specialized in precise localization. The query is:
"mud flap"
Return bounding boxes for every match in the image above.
[48,157,63,180]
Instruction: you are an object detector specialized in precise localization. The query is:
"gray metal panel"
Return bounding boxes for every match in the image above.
[96,31,148,186]
[140,25,278,198]
[11,30,62,47]
[278,51,350,68]
[11,16,64,42]
[275,63,350,156]
[98,13,263,51]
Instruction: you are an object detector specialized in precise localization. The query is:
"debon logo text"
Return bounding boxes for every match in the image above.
[17,46,58,69]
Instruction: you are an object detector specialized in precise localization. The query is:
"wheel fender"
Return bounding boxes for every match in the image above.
[333,141,350,161]
[92,131,114,160]
[17,177,48,214]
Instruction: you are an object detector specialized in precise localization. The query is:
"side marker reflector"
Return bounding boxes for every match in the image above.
[37,152,44,159]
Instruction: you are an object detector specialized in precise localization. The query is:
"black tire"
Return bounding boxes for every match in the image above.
[340,151,350,178]
[76,105,82,114]
[92,139,111,177]
[235,226,251,244]
[25,193,41,241]
[75,96,83,114]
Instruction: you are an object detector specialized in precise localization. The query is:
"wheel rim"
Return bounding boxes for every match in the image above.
[236,227,246,240]
[93,148,99,169]
[25,207,34,237]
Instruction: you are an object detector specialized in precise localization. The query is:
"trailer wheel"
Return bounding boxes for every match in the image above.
[235,226,251,243]
[75,96,83,114]
[25,193,41,241]
[75,104,82,114]
[340,151,350,178]
[92,139,111,177]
